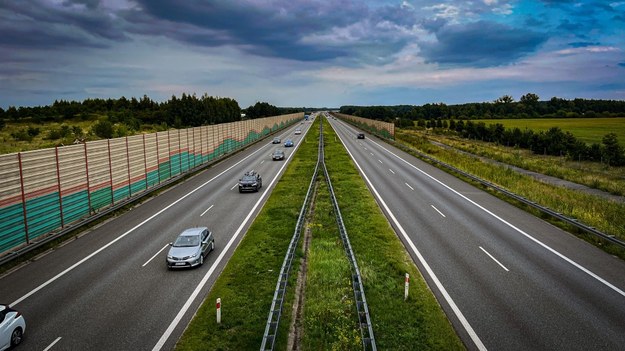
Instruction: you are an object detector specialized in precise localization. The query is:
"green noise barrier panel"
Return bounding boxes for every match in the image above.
[0,113,303,257]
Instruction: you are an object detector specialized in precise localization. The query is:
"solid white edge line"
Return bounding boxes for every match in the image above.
[332,126,488,351]
[200,204,214,217]
[151,129,306,351]
[431,205,446,218]
[143,244,170,268]
[367,138,625,298]
[43,337,62,351]
[479,246,510,272]
[11,142,270,307]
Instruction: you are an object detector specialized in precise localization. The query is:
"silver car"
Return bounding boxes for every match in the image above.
[166,227,214,269]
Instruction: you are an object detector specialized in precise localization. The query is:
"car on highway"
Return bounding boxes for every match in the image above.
[357,133,365,139]
[294,128,302,135]
[0,304,25,351]
[284,139,294,147]
[272,137,281,144]
[272,149,285,161]
[238,170,262,192]
[166,227,214,269]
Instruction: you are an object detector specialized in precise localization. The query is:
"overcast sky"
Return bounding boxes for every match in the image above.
[1,0,624,109]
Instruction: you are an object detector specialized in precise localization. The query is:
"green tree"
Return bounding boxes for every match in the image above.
[92,120,114,139]
[602,133,625,166]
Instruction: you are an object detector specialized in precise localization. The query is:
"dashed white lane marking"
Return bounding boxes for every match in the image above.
[480,246,510,272]
[431,205,446,217]
[43,337,62,351]
[200,204,214,217]
[143,244,169,267]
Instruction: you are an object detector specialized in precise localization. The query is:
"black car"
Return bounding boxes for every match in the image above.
[272,149,285,161]
[357,133,365,139]
[238,170,262,192]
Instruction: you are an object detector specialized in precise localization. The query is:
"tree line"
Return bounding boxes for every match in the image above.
[0,94,306,130]
[442,120,625,166]
[340,94,625,121]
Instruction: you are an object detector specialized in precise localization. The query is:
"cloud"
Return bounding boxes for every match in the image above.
[419,21,547,67]
[0,0,131,49]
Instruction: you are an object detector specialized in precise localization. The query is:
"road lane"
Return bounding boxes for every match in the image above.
[328,117,625,350]
[0,119,313,350]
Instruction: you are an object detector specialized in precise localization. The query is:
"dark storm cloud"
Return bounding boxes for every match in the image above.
[419,21,547,67]
[132,0,372,61]
[0,0,128,49]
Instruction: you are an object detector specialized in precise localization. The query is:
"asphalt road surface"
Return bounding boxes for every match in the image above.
[327,116,625,351]
[0,119,313,351]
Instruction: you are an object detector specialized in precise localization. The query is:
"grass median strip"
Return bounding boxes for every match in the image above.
[299,172,361,350]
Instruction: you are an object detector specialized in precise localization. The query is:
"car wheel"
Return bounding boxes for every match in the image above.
[238,188,243,193]
[211,241,215,252]
[200,254,204,266]
[11,327,23,347]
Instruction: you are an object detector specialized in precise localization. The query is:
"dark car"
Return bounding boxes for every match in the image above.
[357,133,365,139]
[272,149,285,161]
[284,139,294,147]
[166,227,214,269]
[238,170,262,192]
[272,137,281,144]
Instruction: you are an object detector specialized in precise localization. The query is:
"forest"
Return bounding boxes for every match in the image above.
[340,94,625,121]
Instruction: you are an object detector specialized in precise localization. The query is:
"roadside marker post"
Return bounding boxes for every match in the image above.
[404,273,409,301]
[216,298,221,324]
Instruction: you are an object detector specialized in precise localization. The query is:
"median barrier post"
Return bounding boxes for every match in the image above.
[404,273,409,301]
[216,298,221,324]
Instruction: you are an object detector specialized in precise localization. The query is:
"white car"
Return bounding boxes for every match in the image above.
[0,304,25,351]
[294,128,302,135]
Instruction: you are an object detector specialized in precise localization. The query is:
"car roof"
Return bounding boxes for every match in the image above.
[179,227,207,236]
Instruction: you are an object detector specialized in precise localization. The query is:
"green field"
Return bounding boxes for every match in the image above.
[477,117,625,145]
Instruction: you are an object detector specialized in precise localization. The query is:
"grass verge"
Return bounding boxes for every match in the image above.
[323,119,464,350]
[410,129,625,197]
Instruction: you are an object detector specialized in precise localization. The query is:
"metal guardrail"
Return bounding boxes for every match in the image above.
[261,118,377,350]
[260,123,322,350]
[394,140,625,250]
[320,127,377,350]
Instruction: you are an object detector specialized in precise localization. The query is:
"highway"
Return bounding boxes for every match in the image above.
[0,120,312,350]
[327,116,625,351]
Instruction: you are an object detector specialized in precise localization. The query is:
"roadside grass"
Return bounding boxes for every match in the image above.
[175,120,319,351]
[300,174,361,350]
[475,117,625,145]
[395,130,625,257]
[323,119,465,350]
[412,130,625,196]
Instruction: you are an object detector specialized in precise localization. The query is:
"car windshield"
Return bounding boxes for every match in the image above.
[242,175,256,181]
[173,235,200,247]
